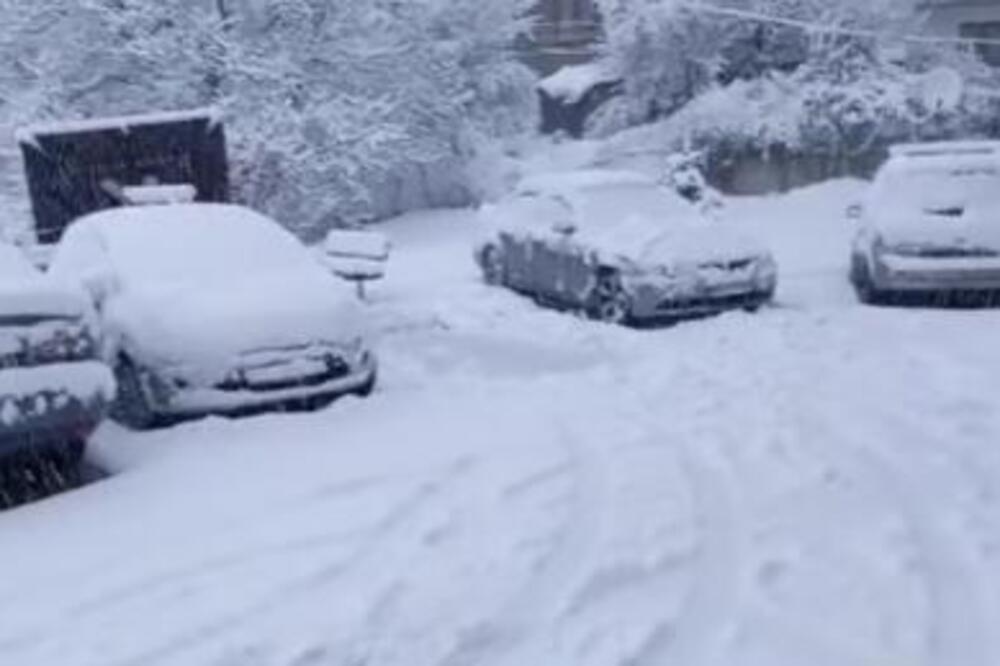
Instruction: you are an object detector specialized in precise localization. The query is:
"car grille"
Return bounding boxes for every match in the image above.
[0,320,95,368]
[216,357,351,393]
[914,247,999,259]
[699,258,755,272]
[657,291,761,312]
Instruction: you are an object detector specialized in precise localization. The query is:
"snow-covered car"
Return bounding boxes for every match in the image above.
[0,241,114,505]
[48,204,378,429]
[475,170,777,324]
[850,141,1000,305]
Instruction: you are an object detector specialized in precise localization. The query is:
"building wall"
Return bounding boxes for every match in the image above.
[918,1,1000,65]
[919,1,1000,36]
[522,0,602,75]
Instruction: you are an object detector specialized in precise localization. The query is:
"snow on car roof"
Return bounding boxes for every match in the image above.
[516,169,655,196]
[0,241,89,319]
[68,203,311,284]
[16,107,221,143]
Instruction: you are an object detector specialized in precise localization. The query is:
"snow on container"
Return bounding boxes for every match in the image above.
[17,108,229,245]
[323,229,392,299]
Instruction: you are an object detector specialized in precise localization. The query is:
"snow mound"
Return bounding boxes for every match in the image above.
[537,62,619,105]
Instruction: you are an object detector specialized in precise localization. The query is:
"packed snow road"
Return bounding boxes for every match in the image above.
[2,181,1000,666]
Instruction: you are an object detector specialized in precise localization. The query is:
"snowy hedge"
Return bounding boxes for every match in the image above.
[591,0,1000,189]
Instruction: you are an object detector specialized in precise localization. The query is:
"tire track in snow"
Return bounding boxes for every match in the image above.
[92,458,477,666]
[439,414,610,666]
[786,316,995,666]
[625,441,744,666]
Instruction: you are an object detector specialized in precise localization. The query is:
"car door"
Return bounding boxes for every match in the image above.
[525,195,580,302]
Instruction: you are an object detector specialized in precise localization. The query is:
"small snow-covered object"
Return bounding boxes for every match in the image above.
[323,229,392,297]
[122,184,197,206]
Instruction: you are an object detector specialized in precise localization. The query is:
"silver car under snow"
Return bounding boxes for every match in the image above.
[850,141,1000,305]
[475,170,778,325]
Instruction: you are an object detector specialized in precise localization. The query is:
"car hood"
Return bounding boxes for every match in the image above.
[875,213,1000,254]
[586,214,768,269]
[106,270,363,381]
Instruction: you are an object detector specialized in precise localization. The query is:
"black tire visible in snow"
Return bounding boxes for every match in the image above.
[480,244,506,286]
[586,270,632,325]
[112,358,160,430]
[851,259,887,306]
[0,440,87,511]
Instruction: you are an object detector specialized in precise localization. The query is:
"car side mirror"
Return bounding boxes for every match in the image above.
[846,203,863,220]
[552,221,577,236]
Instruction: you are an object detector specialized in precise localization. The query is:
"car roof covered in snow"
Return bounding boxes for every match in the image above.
[54,203,313,286]
[0,241,89,319]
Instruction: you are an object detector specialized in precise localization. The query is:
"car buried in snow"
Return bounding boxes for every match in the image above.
[850,141,1000,306]
[474,170,777,325]
[0,241,114,507]
[47,203,377,429]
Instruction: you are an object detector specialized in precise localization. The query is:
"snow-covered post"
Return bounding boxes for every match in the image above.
[322,229,392,302]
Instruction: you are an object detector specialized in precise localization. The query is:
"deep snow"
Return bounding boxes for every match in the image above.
[2,180,1000,666]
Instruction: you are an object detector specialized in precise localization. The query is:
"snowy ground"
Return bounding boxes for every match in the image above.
[3,180,1000,666]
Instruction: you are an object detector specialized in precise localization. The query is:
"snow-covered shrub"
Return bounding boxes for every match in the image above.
[592,0,1000,190]
[0,0,538,239]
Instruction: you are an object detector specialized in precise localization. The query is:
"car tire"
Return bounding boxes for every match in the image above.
[480,244,506,286]
[851,258,886,306]
[354,364,377,398]
[586,270,632,325]
[111,357,160,431]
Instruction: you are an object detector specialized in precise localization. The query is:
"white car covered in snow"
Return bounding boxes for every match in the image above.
[475,170,777,324]
[48,204,377,429]
[850,141,1000,304]
[0,241,113,504]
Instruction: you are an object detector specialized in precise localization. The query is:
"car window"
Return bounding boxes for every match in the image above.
[870,161,1000,219]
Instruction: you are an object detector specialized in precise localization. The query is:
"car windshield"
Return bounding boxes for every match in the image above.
[98,205,312,286]
[571,183,697,229]
[871,162,1000,219]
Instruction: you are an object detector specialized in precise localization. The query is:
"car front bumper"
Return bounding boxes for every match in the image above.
[873,255,1000,292]
[626,272,776,320]
[0,361,114,460]
[161,350,378,416]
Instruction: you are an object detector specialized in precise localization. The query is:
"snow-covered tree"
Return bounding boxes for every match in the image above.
[0,0,537,240]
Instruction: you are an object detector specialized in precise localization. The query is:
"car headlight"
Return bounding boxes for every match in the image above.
[752,255,778,281]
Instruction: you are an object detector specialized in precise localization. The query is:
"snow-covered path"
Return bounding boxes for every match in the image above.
[2,182,1000,666]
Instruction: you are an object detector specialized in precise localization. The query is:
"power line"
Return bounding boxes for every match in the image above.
[675,1,1000,48]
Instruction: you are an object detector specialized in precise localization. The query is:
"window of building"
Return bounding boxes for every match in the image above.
[960,21,1000,67]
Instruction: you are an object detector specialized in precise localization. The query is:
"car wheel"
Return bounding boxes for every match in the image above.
[480,244,506,286]
[354,364,377,398]
[851,259,885,306]
[586,270,632,325]
[112,358,159,430]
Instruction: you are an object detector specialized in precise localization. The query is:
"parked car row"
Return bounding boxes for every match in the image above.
[475,141,1000,323]
[0,202,380,507]
[2,139,997,509]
